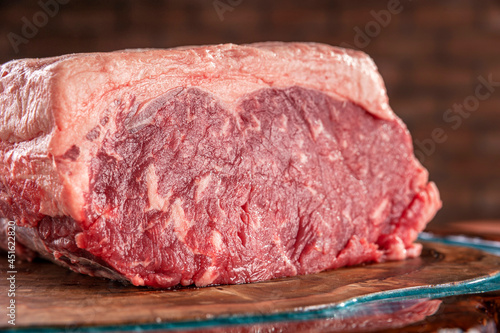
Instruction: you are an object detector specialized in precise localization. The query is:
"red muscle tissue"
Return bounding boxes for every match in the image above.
[0,43,441,288]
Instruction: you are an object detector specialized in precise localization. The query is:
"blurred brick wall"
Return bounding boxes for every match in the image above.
[1,0,499,226]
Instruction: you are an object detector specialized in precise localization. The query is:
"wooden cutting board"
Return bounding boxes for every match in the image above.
[1,241,500,330]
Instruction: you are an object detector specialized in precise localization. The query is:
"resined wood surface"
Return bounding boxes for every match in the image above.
[1,242,499,329]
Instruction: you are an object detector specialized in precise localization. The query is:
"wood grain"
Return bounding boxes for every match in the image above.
[1,241,499,329]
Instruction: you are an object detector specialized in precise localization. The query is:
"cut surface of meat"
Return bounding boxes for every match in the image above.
[0,42,441,288]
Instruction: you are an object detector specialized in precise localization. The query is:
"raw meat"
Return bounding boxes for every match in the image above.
[0,42,441,288]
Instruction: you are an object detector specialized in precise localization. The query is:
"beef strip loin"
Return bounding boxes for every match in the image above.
[0,42,441,288]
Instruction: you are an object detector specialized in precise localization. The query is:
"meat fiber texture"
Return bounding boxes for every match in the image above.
[0,42,441,288]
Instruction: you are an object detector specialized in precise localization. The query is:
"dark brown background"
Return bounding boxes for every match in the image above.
[1,0,499,227]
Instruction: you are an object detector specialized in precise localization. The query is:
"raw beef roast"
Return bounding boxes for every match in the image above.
[0,43,441,288]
